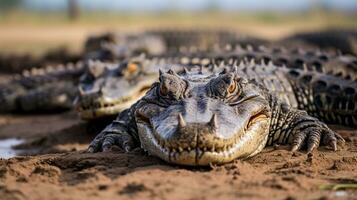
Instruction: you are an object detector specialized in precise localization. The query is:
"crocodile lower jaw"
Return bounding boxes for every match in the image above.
[77,92,147,120]
[137,114,270,166]
[78,100,136,119]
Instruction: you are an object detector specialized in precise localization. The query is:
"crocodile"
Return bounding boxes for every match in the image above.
[283,29,357,55]
[87,62,351,166]
[0,62,85,113]
[76,47,357,121]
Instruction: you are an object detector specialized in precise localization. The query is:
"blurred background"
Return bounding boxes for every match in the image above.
[0,0,356,55]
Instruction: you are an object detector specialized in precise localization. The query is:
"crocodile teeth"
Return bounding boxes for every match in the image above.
[177,113,186,129]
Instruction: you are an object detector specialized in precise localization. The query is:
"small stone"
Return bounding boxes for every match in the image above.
[98,184,109,190]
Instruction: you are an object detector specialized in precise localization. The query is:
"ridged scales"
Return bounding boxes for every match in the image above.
[224,60,357,127]
[140,45,357,81]
[286,69,357,126]
[235,61,299,109]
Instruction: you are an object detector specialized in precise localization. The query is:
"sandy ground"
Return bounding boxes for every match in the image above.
[0,112,356,200]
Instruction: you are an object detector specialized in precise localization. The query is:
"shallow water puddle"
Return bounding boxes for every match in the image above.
[0,138,24,159]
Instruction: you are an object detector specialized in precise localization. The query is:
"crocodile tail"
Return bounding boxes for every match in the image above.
[287,69,357,126]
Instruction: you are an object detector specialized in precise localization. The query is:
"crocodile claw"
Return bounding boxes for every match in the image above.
[87,146,95,153]
[87,132,136,153]
[290,122,344,153]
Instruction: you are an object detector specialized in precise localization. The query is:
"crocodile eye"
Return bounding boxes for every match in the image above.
[117,61,140,77]
[209,73,240,99]
[127,62,138,74]
[228,81,236,94]
[121,62,139,77]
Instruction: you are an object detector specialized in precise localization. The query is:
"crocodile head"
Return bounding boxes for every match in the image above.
[135,69,271,166]
[75,60,157,119]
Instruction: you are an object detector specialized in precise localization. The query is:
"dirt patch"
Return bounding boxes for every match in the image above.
[0,113,356,200]
[0,112,80,139]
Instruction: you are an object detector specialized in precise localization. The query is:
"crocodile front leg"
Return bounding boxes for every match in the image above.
[267,95,344,153]
[87,120,137,152]
[87,104,140,153]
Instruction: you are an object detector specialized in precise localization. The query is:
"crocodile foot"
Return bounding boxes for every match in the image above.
[87,132,136,153]
[290,120,345,153]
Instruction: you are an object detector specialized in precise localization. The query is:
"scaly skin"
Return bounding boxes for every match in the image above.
[83,29,264,61]
[75,60,160,119]
[87,63,347,166]
[284,29,357,55]
[0,62,84,112]
[77,48,357,120]
[0,48,81,74]
[84,33,167,61]
[145,29,243,52]
[146,45,356,80]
